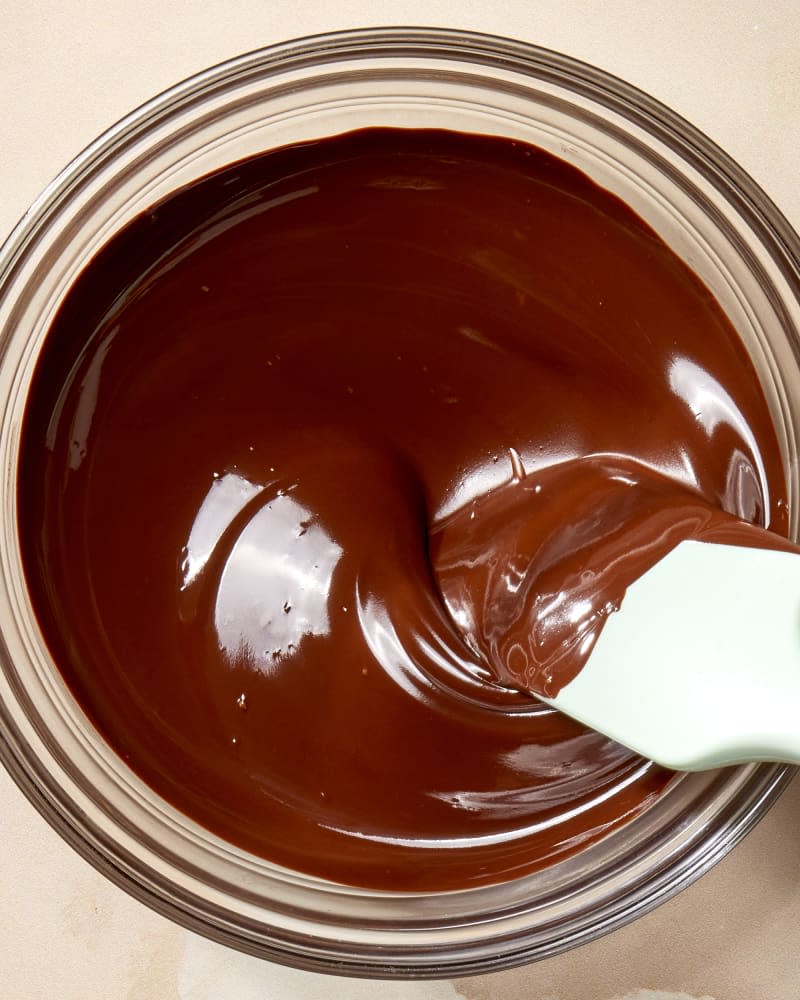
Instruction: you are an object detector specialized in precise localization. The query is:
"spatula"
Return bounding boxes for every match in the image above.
[540,538,800,770]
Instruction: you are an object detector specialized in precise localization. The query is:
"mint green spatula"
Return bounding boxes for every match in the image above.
[541,539,800,771]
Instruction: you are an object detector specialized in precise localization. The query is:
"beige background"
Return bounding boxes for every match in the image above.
[2,3,800,997]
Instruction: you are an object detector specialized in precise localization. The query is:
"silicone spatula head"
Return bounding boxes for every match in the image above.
[543,540,800,771]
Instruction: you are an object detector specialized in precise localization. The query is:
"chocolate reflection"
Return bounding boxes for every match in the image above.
[180,477,344,668]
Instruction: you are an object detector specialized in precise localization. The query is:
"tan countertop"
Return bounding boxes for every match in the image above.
[2,3,800,997]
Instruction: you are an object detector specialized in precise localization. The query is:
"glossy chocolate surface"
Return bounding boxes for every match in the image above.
[18,129,789,890]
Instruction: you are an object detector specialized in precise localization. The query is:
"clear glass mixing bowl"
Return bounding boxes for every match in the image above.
[1,27,799,979]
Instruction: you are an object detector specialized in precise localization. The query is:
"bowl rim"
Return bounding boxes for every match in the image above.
[3,27,800,298]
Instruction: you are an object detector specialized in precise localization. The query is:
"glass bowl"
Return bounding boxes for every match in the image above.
[1,27,799,979]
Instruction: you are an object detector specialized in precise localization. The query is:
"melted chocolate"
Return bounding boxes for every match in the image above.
[17,129,789,890]
[434,454,796,698]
